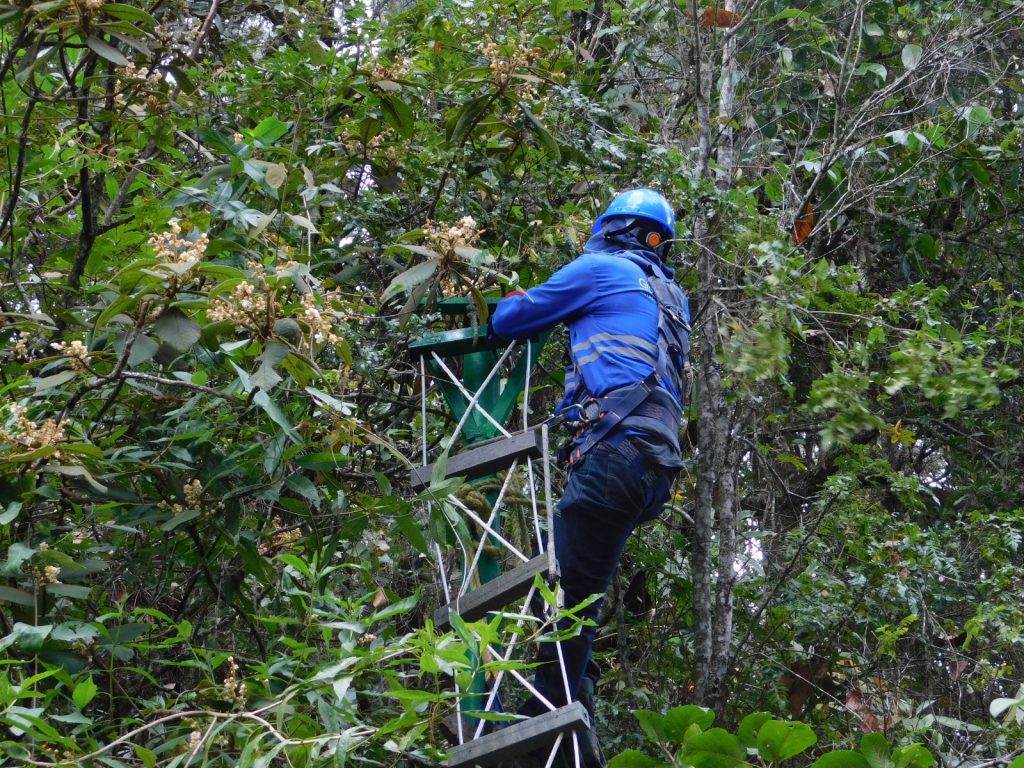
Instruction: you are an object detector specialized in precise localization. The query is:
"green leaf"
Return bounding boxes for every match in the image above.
[278,553,311,579]
[892,745,934,768]
[370,590,419,622]
[989,697,1022,718]
[265,163,288,190]
[633,709,667,742]
[738,712,772,750]
[251,360,283,392]
[1,623,53,653]
[3,543,34,576]
[47,583,93,600]
[0,5,26,23]
[859,734,891,768]
[286,213,319,233]
[251,116,291,145]
[33,370,78,392]
[44,464,108,492]
[395,511,428,555]
[811,752,871,768]
[285,473,320,504]
[854,63,887,80]
[128,334,159,366]
[431,447,451,488]
[132,744,157,768]
[0,587,35,607]
[607,750,668,768]
[0,502,22,525]
[1005,756,1024,768]
[152,308,201,351]
[968,105,993,124]
[382,259,438,303]
[521,107,561,160]
[901,44,922,69]
[757,721,817,763]
[448,96,490,145]
[73,676,98,710]
[160,508,201,531]
[102,3,158,24]
[86,36,130,66]
[683,728,747,768]
[254,390,301,442]
[380,94,415,138]
[663,705,716,744]
[305,388,353,417]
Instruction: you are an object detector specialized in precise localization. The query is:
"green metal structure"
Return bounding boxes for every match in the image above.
[410,297,548,716]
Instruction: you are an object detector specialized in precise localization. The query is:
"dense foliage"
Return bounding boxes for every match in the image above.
[1,0,1022,766]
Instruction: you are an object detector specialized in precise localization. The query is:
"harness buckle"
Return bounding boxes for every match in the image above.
[563,399,601,429]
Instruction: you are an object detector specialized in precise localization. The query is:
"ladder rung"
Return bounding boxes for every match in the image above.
[434,553,552,630]
[410,427,545,492]
[444,702,590,768]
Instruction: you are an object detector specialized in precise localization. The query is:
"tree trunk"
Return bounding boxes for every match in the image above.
[688,0,742,716]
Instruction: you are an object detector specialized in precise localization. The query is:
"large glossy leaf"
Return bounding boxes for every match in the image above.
[152,308,201,351]
[382,259,438,303]
[86,36,130,66]
[757,721,817,763]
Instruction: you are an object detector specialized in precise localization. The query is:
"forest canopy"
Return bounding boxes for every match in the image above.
[0,0,1022,766]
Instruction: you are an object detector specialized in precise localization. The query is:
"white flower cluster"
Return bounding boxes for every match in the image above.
[207,261,281,335]
[478,35,542,87]
[78,0,104,15]
[370,58,409,81]
[343,126,395,156]
[424,215,481,253]
[158,478,224,517]
[51,339,90,371]
[149,221,210,264]
[1,404,68,453]
[116,62,162,88]
[222,656,247,704]
[301,292,340,345]
[183,479,204,508]
[258,515,302,556]
[13,332,30,361]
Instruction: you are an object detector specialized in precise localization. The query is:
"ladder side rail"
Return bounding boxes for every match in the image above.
[521,339,533,431]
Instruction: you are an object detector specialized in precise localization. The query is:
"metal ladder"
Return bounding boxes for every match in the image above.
[412,306,592,768]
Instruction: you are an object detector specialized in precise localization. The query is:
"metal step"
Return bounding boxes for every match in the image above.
[434,552,553,630]
[410,427,545,492]
[444,702,590,768]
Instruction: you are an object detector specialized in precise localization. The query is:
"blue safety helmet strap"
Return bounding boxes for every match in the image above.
[592,188,675,238]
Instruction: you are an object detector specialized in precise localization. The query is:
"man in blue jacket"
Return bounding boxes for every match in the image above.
[490,189,691,765]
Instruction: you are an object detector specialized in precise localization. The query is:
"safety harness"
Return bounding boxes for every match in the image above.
[559,241,691,467]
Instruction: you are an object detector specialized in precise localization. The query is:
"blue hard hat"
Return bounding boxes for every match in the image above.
[592,188,675,236]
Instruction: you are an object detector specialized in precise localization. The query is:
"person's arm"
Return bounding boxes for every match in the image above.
[491,257,597,340]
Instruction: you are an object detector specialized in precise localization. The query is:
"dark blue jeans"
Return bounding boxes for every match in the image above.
[520,437,674,717]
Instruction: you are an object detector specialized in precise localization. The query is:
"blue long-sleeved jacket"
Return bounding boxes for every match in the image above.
[491,234,685,408]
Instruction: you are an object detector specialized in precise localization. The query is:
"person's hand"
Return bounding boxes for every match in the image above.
[503,288,526,299]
